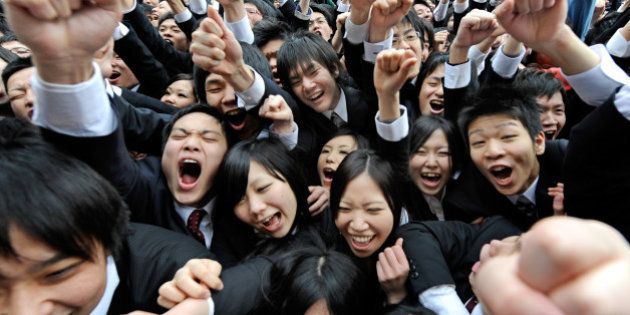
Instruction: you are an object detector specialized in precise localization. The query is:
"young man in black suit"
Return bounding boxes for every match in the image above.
[5,0,228,250]
[0,118,217,314]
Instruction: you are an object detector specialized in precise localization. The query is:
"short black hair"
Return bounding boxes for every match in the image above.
[458,85,543,143]
[514,68,567,105]
[0,33,17,44]
[253,19,291,49]
[245,0,282,21]
[0,118,129,260]
[193,42,272,104]
[161,103,228,149]
[277,30,348,90]
[0,45,16,64]
[157,12,176,27]
[309,3,335,31]
[323,128,370,151]
[329,150,402,256]
[409,115,464,176]
[2,56,31,95]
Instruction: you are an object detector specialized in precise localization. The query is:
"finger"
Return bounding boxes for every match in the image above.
[308,193,328,214]
[50,0,71,18]
[22,0,57,20]
[378,252,395,278]
[192,32,226,50]
[307,187,323,203]
[518,217,630,293]
[376,260,385,281]
[194,260,224,291]
[543,0,555,8]
[392,242,410,268]
[514,0,531,14]
[494,0,516,23]
[383,247,401,272]
[68,0,81,10]
[201,9,225,37]
[158,282,187,305]
[550,259,630,315]
[473,255,564,315]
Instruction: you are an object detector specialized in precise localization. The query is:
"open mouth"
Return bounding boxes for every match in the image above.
[307,91,324,103]
[543,129,556,139]
[225,108,247,131]
[323,167,335,181]
[350,235,375,251]
[108,70,121,83]
[489,165,512,186]
[260,212,282,233]
[164,38,173,45]
[420,172,441,186]
[178,158,201,189]
[429,100,444,113]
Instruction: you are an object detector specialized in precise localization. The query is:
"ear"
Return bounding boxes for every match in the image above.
[534,131,546,155]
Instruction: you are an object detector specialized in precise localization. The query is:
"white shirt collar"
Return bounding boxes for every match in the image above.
[90,256,119,315]
[174,198,216,248]
[323,88,347,122]
[507,176,539,205]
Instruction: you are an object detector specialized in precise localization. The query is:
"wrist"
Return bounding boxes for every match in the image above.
[376,92,400,121]
[449,45,469,64]
[33,56,95,84]
[227,64,255,92]
[386,291,406,305]
[271,121,294,134]
[223,4,246,22]
[350,9,369,24]
[368,26,390,43]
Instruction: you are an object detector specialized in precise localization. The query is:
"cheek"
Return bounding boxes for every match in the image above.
[438,157,452,174]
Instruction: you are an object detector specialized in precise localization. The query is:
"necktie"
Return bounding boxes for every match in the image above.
[187,209,206,245]
[331,111,346,128]
[515,195,536,219]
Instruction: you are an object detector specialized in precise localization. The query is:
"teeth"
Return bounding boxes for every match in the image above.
[308,91,323,101]
[421,173,440,179]
[262,214,275,225]
[491,166,507,172]
[183,159,198,164]
[352,235,373,244]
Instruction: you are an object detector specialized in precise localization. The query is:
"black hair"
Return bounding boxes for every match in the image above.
[309,3,336,32]
[0,33,17,44]
[329,150,402,257]
[245,0,282,21]
[409,115,464,176]
[161,103,228,149]
[0,14,11,36]
[157,12,176,27]
[138,2,155,14]
[0,118,129,260]
[458,85,543,143]
[514,68,567,107]
[0,45,16,64]
[193,42,272,104]
[164,73,197,104]
[418,52,448,87]
[2,56,31,95]
[277,30,349,91]
[322,128,370,151]
[417,16,436,51]
[266,230,368,314]
[214,138,312,254]
[253,19,291,49]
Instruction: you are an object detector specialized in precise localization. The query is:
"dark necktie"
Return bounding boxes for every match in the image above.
[187,209,206,245]
[515,195,536,219]
[331,111,346,128]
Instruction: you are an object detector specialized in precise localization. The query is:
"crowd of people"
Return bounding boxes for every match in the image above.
[1,0,630,313]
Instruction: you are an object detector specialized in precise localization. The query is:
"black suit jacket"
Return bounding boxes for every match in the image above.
[444,140,567,230]
[398,216,522,301]
[564,96,630,240]
[108,223,214,314]
[42,97,206,240]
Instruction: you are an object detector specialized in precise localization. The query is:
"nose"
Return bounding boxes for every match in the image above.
[484,139,505,159]
[541,111,556,125]
[425,152,438,167]
[325,151,337,164]
[183,135,201,152]
[222,85,236,107]
[248,194,266,215]
[398,39,411,50]
[302,76,316,91]
[348,214,368,232]
[435,84,444,97]
[162,94,174,105]
[24,88,35,107]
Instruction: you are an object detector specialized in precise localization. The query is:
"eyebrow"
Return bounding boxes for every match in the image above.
[469,121,519,136]
[174,127,222,136]
[205,79,225,86]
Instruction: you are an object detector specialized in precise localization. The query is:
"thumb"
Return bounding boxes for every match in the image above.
[494,0,515,23]
[206,6,229,35]
[395,237,404,247]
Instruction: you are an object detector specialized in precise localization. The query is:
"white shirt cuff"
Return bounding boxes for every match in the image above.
[363,30,393,63]
[471,303,485,315]
[606,29,630,58]
[563,44,630,106]
[189,0,208,15]
[271,121,299,150]
[32,63,117,137]
[294,6,313,20]
[337,0,351,12]
[453,1,469,13]
[225,14,254,44]
[344,19,369,45]
[174,8,193,23]
[445,60,471,89]
[468,45,488,76]
[235,68,265,110]
[112,22,130,41]
[490,44,525,79]
[419,285,470,315]
[206,297,215,315]
[434,1,449,21]
[375,105,409,142]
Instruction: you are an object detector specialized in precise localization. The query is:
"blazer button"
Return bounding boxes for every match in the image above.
[410,263,416,271]
[410,271,420,279]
